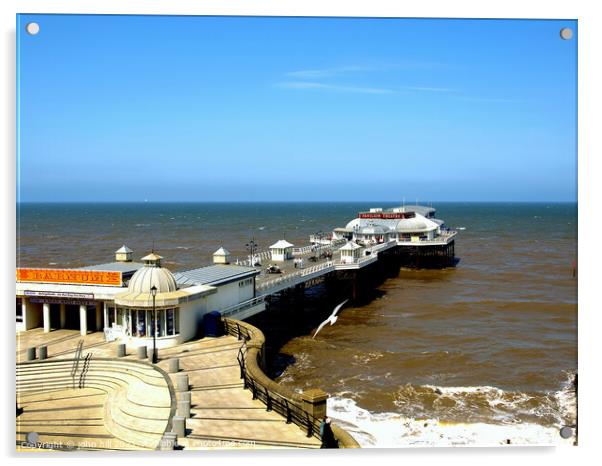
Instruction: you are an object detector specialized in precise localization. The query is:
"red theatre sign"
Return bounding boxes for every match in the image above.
[358,212,415,219]
[16,268,122,286]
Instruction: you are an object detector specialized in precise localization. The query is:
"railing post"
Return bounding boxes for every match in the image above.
[285,400,292,424]
[251,379,257,400]
[236,323,241,340]
[306,413,313,437]
[266,388,272,411]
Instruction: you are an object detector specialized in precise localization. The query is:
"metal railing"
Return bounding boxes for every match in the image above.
[78,353,92,388]
[224,320,323,441]
[70,340,84,389]
[223,318,360,448]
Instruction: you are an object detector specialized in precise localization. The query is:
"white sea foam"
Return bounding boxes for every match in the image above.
[327,392,575,448]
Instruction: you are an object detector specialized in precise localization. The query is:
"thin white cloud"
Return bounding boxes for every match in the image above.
[278,64,460,96]
[404,86,457,93]
[285,66,375,79]
[456,96,529,103]
[276,81,395,94]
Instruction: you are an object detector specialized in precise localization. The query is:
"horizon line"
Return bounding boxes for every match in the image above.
[16,200,578,204]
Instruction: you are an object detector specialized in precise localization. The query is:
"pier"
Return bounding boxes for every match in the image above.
[16,203,456,450]
[220,205,457,321]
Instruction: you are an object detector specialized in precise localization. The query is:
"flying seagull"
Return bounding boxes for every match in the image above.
[312,299,349,339]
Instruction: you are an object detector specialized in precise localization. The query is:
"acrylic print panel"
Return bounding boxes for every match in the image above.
[16,14,577,451]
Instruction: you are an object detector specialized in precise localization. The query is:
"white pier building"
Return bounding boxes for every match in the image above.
[16,246,264,349]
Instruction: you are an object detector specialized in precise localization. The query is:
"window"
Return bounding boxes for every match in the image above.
[238,278,254,287]
[166,309,175,335]
[136,309,146,337]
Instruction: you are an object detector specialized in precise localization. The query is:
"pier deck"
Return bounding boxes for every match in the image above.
[220,232,456,320]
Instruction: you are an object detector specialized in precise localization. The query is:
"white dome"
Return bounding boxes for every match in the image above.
[345,218,362,230]
[359,225,388,234]
[127,265,178,294]
[395,215,438,232]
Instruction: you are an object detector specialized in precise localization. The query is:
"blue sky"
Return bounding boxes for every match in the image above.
[17,15,577,202]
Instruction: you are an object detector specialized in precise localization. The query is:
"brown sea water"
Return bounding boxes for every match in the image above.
[17,202,577,445]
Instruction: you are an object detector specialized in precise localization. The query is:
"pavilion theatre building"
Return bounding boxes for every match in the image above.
[16,246,263,349]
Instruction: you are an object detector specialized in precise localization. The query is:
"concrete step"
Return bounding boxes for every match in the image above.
[16,359,174,451]
[104,388,164,449]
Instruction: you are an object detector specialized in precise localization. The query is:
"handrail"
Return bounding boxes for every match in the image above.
[220,296,266,317]
[256,260,335,293]
[70,340,83,389]
[222,318,360,448]
[78,353,92,388]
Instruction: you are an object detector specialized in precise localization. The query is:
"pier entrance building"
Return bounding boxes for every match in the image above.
[16,246,263,348]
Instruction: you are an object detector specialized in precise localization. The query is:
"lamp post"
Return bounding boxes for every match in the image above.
[314,231,323,260]
[245,236,258,266]
[150,285,157,363]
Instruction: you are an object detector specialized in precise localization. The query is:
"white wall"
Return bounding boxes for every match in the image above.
[179,298,208,342]
[207,280,254,312]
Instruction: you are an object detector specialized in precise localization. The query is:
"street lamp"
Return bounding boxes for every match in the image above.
[315,231,323,260]
[150,285,157,363]
[245,236,258,266]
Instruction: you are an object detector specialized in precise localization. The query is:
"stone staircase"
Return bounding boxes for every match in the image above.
[16,357,174,450]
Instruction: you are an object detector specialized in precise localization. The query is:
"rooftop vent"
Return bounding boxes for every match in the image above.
[115,245,133,262]
[213,247,231,265]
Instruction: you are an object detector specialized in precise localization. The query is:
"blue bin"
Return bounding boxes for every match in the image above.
[203,311,222,337]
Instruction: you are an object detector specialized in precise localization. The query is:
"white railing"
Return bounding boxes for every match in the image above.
[395,230,457,245]
[300,260,334,277]
[220,296,266,318]
[292,245,315,255]
[235,250,272,267]
[257,272,301,292]
[256,260,335,294]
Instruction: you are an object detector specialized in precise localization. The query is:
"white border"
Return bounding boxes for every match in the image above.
[2,1,600,466]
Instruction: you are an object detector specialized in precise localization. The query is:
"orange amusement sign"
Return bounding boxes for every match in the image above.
[16,268,122,286]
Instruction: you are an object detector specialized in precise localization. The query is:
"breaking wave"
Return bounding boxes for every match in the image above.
[327,372,576,447]
[328,388,576,447]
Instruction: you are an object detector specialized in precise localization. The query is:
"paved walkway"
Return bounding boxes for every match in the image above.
[157,336,320,449]
[16,329,320,450]
[16,387,145,451]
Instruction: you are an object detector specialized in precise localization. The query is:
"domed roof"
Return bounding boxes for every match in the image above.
[359,225,388,234]
[127,253,178,294]
[395,215,438,232]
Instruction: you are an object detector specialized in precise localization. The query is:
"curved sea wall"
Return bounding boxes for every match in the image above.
[222,318,360,448]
